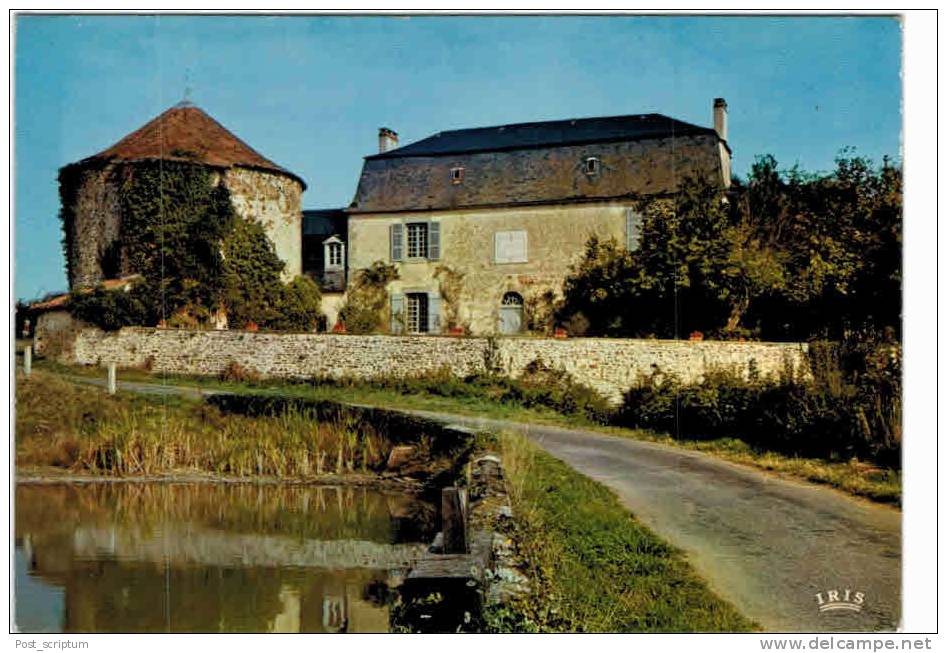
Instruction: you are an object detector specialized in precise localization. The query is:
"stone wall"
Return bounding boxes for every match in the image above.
[68,328,809,404]
[34,310,85,359]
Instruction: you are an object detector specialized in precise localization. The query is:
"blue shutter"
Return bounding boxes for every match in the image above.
[428,293,441,334]
[390,294,404,334]
[428,222,441,260]
[390,224,404,261]
[626,209,642,252]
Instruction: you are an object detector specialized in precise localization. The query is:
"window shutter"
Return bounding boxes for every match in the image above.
[428,222,440,260]
[390,293,404,334]
[626,209,642,252]
[428,293,441,334]
[390,224,404,261]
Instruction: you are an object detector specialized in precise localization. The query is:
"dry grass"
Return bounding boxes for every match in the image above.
[15,371,394,478]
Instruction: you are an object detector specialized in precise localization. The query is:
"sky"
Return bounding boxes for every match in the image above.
[13,14,902,301]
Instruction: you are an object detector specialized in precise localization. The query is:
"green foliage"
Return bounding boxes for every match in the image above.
[558,153,902,341]
[268,275,324,332]
[433,264,466,331]
[120,161,235,315]
[337,261,399,334]
[317,362,614,425]
[617,341,901,468]
[60,161,322,331]
[70,283,160,331]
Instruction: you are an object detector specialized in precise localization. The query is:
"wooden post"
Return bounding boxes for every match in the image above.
[441,486,468,554]
[23,346,31,377]
[107,363,117,395]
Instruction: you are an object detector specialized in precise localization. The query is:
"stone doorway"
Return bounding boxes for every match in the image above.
[498,292,524,334]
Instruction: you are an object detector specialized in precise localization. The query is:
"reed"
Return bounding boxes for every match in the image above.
[16,371,393,478]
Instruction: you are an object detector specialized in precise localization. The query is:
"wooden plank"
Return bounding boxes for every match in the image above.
[441,486,468,554]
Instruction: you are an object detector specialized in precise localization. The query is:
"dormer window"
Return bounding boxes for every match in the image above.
[323,235,345,271]
[583,157,600,176]
[450,167,465,184]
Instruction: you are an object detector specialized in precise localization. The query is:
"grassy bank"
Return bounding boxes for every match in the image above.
[15,370,457,481]
[485,432,754,632]
[33,360,901,504]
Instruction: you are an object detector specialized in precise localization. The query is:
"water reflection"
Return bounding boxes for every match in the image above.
[14,483,437,633]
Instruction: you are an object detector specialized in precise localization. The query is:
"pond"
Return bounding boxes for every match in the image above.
[14,482,438,633]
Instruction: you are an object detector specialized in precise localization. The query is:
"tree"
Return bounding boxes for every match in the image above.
[557,153,902,341]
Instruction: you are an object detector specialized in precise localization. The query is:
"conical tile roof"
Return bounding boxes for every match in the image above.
[75,103,305,188]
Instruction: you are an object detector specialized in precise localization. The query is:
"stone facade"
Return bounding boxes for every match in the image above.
[223,168,303,280]
[341,103,733,335]
[67,327,809,404]
[65,164,125,288]
[347,201,634,334]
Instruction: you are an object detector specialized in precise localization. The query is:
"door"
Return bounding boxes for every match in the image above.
[498,292,524,334]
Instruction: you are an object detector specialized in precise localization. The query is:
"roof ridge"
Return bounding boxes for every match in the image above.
[432,112,678,135]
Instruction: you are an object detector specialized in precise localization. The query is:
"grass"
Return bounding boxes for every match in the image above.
[15,370,435,479]
[31,359,901,504]
[484,432,755,632]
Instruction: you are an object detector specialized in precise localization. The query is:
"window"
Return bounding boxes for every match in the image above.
[450,167,464,184]
[327,242,343,267]
[494,230,528,264]
[391,223,440,261]
[406,223,428,259]
[502,291,524,306]
[583,157,600,175]
[406,293,430,333]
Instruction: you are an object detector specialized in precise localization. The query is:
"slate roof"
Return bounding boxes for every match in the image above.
[302,209,348,237]
[368,113,719,160]
[72,103,306,188]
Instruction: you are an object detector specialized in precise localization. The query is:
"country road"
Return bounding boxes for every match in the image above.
[58,375,901,632]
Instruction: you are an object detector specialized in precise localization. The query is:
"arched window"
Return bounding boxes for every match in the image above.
[502,292,524,306]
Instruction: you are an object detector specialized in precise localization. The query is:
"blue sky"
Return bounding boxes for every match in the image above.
[14,14,902,301]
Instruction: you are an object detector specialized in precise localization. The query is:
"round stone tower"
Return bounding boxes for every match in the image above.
[59,102,306,289]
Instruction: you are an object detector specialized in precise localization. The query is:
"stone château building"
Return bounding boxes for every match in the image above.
[59,102,306,289]
[337,98,731,334]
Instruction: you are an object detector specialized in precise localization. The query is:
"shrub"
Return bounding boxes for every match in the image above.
[338,261,399,334]
[220,361,261,384]
[617,341,901,467]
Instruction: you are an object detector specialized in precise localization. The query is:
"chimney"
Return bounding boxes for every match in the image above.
[378,127,399,153]
[713,98,728,142]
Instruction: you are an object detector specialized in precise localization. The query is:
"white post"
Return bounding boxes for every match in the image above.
[23,346,31,377]
[107,363,117,395]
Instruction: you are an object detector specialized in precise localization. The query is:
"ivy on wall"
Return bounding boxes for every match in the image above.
[63,160,322,331]
[337,261,399,334]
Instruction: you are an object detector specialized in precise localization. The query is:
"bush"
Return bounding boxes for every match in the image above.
[616,341,901,467]
[267,276,324,332]
[315,361,615,425]
[338,262,399,334]
[220,361,261,384]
